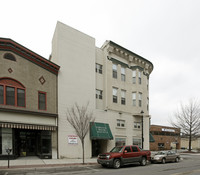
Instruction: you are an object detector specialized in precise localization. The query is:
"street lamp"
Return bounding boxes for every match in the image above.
[141,110,144,149]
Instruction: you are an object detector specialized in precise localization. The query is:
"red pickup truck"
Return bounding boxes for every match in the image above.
[97,145,151,168]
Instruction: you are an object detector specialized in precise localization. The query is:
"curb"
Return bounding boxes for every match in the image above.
[0,162,98,171]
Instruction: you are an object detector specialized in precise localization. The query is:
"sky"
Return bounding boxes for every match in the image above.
[1,0,200,126]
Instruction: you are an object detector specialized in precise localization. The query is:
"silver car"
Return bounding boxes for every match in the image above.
[151,151,180,164]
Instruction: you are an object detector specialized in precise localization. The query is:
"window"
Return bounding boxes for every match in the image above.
[0,78,25,107]
[132,92,136,106]
[139,92,142,107]
[96,89,103,99]
[6,87,15,106]
[138,71,142,84]
[121,90,126,105]
[96,63,102,74]
[132,146,139,152]
[133,139,142,148]
[117,119,125,128]
[112,64,117,79]
[124,146,131,152]
[3,53,16,61]
[17,89,25,107]
[38,91,46,110]
[134,122,141,129]
[115,138,126,147]
[113,87,118,103]
[121,67,125,81]
[132,70,136,84]
[158,143,164,149]
[0,85,4,104]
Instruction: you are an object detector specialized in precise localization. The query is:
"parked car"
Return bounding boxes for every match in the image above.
[97,145,151,169]
[151,150,180,164]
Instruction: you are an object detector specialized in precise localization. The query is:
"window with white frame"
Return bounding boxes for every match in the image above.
[115,138,126,147]
[112,64,117,79]
[132,70,136,84]
[113,87,118,103]
[117,119,125,128]
[138,71,142,84]
[132,92,136,106]
[139,92,142,107]
[134,122,141,129]
[121,67,125,81]
[95,63,103,74]
[96,89,103,99]
[133,138,142,148]
[121,90,126,105]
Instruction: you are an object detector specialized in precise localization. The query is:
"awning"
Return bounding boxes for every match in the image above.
[90,122,113,140]
[0,122,57,131]
[149,133,155,142]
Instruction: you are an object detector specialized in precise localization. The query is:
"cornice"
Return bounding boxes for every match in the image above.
[104,40,153,75]
[0,38,60,75]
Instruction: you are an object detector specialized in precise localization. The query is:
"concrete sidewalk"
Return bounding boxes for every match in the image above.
[0,156,97,170]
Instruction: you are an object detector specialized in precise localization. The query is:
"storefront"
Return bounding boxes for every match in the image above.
[0,122,56,159]
[90,122,113,157]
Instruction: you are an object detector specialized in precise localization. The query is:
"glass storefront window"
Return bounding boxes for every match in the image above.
[1,128,13,155]
[133,138,142,148]
[115,138,126,147]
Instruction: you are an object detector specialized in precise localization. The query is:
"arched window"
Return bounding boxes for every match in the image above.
[0,78,25,107]
[3,53,16,61]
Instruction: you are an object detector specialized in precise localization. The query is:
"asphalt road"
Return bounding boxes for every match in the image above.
[1,154,200,175]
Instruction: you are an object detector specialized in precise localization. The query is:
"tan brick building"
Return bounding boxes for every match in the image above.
[150,125,181,151]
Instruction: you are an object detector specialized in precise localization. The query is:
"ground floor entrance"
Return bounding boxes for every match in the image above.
[0,127,53,159]
[15,129,52,158]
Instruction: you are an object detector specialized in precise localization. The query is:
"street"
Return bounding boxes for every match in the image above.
[1,154,200,175]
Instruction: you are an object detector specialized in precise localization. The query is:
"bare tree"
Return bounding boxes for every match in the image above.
[170,99,200,151]
[66,102,95,164]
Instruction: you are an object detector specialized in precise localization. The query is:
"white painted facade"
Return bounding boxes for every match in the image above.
[51,21,153,159]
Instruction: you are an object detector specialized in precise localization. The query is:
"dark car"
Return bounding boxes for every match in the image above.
[151,150,180,164]
[97,145,151,169]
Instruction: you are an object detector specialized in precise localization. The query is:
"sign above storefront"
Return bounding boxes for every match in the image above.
[162,128,175,132]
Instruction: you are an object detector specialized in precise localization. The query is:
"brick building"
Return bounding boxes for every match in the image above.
[150,125,180,151]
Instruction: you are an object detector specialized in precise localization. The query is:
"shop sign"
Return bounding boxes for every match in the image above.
[68,135,78,144]
[162,128,175,132]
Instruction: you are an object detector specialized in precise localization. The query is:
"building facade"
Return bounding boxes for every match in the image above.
[0,38,59,159]
[150,125,181,151]
[181,136,200,150]
[51,22,153,159]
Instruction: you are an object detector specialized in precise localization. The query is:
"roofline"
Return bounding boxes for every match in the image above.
[0,38,60,75]
[108,40,154,69]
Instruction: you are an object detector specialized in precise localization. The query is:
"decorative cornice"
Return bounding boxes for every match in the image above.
[104,40,153,75]
[0,38,60,75]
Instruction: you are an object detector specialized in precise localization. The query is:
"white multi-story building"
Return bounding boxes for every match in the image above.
[51,21,153,159]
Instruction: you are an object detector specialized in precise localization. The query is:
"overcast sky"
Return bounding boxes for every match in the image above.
[1,0,200,126]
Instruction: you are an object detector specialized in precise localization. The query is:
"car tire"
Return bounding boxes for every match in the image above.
[162,158,166,164]
[113,159,121,169]
[140,157,147,166]
[175,157,179,163]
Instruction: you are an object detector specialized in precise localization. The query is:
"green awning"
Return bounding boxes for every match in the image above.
[90,122,113,140]
[149,133,155,142]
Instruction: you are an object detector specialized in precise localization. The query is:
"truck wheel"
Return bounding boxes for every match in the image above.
[113,159,121,169]
[140,157,147,166]
[162,158,166,164]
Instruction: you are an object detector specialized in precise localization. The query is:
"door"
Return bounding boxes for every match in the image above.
[122,146,133,164]
[92,140,100,157]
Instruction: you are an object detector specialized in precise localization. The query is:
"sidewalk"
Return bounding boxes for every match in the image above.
[0,156,98,170]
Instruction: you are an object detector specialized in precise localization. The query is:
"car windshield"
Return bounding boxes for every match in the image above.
[156,151,167,155]
[110,146,123,153]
